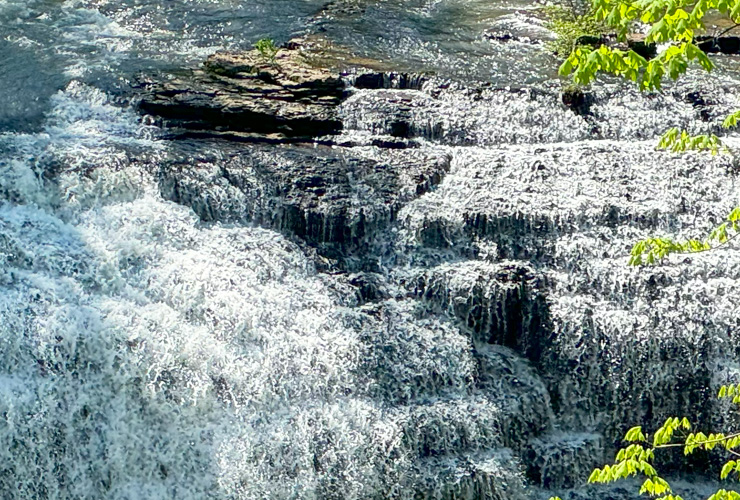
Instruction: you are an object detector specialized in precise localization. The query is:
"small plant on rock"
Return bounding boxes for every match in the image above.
[255,38,279,63]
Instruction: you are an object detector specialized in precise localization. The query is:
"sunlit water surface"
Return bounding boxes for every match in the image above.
[2,1,740,499]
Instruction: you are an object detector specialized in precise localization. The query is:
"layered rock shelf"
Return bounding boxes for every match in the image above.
[157,143,451,257]
[136,42,429,144]
[137,47,346,141]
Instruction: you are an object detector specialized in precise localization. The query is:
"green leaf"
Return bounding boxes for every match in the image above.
[641,478,655,495]
[559,56,575,76]
[625,426,645,442]
[721,461,736,480]
[723,110,740,129]
[588,469,600,483]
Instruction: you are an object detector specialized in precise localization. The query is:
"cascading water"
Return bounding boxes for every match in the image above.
[2,1,740,499]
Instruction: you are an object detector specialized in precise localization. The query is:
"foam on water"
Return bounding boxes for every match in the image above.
[4,1,740,499]
[0,81,412,498]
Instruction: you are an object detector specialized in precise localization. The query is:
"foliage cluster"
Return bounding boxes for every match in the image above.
[552,384,740,500]
[544,5,609,56]
[553,0,740,266]
[629,207,740,265]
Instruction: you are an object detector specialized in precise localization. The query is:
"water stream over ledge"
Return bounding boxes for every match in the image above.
[2,1,740,499]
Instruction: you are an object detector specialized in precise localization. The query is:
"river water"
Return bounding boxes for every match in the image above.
[2,1,740,499]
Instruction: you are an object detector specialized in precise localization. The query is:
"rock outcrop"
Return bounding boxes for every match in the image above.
[157,143,451,259]
[696,35,740,54]
[137,47,346,141]
[136,39,433,144]
[574,32,740,58]
[574,33,658,59]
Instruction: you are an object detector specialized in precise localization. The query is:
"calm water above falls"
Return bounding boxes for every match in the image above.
[2,1,740,499]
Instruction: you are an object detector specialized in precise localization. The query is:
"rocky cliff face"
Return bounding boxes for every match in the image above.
[127,44,740,499]
[157,143,451,259]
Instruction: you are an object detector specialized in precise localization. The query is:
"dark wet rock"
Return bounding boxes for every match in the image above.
[136,48,346,141]
[575,33,657,59]
[348,272,390,303]
[696,35,740,54]
[683,90,716,121]
[561,87,594,116]
[574,34,604,47]
[484,31,537,44]
[324,270,395,305]
[370,136,420,149]
[626,33,658,59]
[158,143,451,257]
[407,261,551,361]
[524,433,604,489]
[350,71,428,90]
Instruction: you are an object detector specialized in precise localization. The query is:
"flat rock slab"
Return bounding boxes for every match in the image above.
[137,48,346,140]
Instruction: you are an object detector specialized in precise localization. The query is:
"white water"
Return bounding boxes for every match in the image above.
[4,1,740,499]
[1,81,407,499]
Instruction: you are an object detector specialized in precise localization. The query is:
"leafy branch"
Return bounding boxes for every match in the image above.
[556,0,740,266]
[657,127,723,154]
[558,0,740,154]
[550,384,740,500]
[629,207,740,265]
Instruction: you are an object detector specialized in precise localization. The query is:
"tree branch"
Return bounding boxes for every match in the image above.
[715,23,740,39]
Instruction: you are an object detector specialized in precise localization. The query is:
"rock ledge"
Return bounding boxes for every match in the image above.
[137,47,346,141]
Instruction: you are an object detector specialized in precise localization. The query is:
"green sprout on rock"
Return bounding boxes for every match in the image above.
[255,38,279,63]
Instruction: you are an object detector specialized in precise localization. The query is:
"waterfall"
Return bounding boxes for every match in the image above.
[2,1,740,499]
